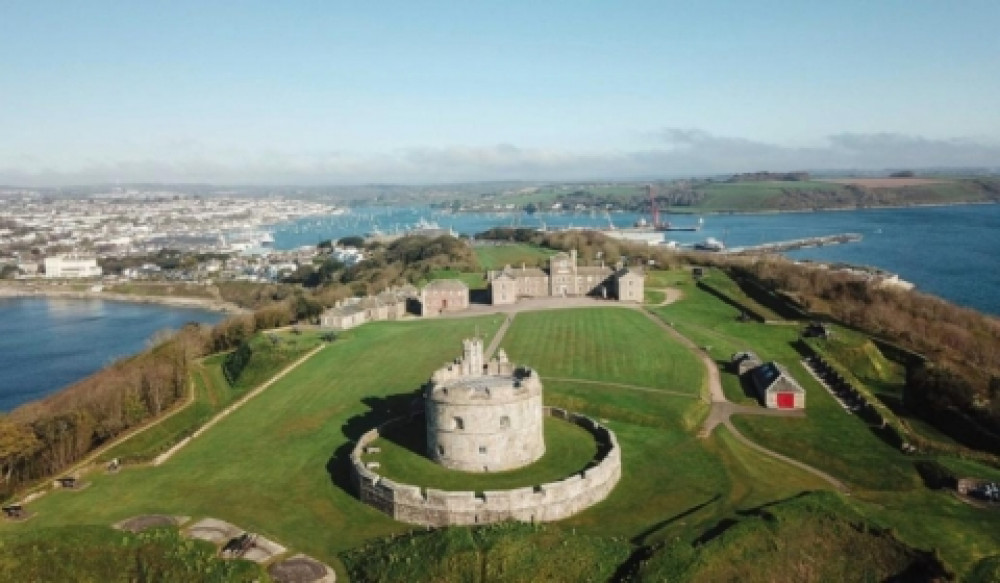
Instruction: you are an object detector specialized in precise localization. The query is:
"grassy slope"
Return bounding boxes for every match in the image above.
[693,181,851,211]
[6,295,996,579]
[651,269,918,489]
[341,522,630,583]
[99,331,323,462]
[638,491,947,583]
[810,328,962,445]
[651,269,1000,574]
[424,269,487,290]
[473,244,555,270]
[2,316,505,577]
[0,526,266,582]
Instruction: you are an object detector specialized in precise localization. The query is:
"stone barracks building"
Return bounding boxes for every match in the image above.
[487,250,644,305]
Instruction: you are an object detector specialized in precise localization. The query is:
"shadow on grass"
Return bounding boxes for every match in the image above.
[326,391,423,495]
[692,491,815,548]
[631,494,722,546]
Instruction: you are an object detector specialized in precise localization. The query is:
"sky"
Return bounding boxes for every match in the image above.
[1,1,999,185]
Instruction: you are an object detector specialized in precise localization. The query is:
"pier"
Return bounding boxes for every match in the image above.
[724,233,863,254]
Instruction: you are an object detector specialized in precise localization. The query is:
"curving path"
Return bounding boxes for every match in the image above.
[635,307,849,492]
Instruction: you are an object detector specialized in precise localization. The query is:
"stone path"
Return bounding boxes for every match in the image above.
[484,314,514,359]
[152,343,327,466]
[269,554,337,583]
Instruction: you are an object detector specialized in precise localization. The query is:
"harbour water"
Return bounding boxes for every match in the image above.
[273,203,1000,317]
[0,298,222,412]
[2,203,996,411]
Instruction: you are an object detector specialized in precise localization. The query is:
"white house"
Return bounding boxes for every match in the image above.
[44,255,102,278]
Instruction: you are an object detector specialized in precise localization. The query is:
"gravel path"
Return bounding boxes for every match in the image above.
[152,343,327,466]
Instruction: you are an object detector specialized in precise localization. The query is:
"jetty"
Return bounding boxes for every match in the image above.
[724,233,862,255]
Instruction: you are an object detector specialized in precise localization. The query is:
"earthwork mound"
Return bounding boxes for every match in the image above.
[115,514,188,533]
[268,554,337,583]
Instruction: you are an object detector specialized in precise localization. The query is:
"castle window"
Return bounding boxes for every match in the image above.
[438,445,445,455]
[479,446,487,454]
[453,417,464,430]
[500,416,510,429]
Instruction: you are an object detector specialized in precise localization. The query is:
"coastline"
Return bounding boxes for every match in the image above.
[443,199,998,217]
[0,284,248,315]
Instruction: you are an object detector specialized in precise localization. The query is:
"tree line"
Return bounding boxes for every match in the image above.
[0,297,316,502]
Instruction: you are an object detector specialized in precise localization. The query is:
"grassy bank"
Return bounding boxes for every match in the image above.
[3,284,997,579]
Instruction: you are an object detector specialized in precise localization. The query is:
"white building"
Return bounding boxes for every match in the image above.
[44,255,102,278]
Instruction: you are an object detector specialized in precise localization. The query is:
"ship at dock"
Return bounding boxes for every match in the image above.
[640,184,703,232]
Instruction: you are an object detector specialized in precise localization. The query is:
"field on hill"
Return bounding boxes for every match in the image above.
[650,267,1000,573]
[818,177,948,188]
[4,277,997,580]
[473,243,555,270]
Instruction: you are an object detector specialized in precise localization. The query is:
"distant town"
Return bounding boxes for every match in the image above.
[0,188,344,283]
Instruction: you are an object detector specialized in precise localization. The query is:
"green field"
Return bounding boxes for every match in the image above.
[4,278,997,580]
[473,243,556,270]
[423,268,487,290]
[99,331,324,463]
[0,526,265,582]
[502,308,704,394]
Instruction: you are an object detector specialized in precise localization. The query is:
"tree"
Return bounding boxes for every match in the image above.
[338,236,365,248]
[0,420,41,484]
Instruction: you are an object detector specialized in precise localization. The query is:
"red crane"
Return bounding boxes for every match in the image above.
[647,184,662,229]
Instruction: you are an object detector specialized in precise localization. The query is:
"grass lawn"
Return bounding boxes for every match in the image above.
[474,244,555,270]
[502,308,704,394]
[698,269,784,321]
[2,316,504,578]
[5,290,996,579]
[644,268,686,288]
[368,416,598,491]
[643,289,665,304]
[691,181,850,212]
[424,269,487,290]
[651,270,919,491]
[99,330,324,463]
[0,525,265,582]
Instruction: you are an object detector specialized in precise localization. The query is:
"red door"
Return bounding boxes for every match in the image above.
[776,393,794,409]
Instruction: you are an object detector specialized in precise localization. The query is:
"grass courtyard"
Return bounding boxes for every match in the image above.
[3,282,998,580]
[368,415,598,491]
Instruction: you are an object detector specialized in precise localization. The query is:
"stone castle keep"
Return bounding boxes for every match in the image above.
[425,338,545,472]
[350,339,622,526]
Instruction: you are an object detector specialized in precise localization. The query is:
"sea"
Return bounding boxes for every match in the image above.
[274,203,1000,317]
[1,202,997,411]
[0,298,222,412]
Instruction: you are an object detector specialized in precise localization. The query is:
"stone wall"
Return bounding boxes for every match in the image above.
[351,407,621,527]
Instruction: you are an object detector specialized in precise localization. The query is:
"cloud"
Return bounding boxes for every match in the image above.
[1,130,998,186]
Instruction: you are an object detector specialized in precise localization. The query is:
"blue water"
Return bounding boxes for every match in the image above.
[0,298,222,412]
[3,203,995,411]
[274,203,1000,316]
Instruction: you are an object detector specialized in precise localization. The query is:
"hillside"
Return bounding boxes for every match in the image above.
[635,492,949,582]
[494,176,1000,214]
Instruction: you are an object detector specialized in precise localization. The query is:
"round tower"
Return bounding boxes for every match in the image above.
[425,341,544,472]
